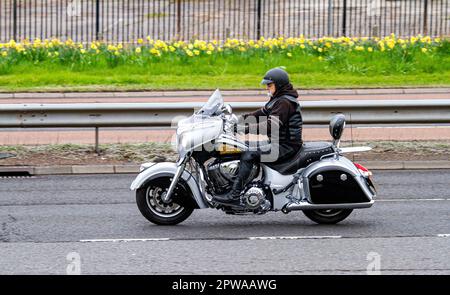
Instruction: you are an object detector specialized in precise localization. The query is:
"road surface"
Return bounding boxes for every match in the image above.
[0,170,449,274]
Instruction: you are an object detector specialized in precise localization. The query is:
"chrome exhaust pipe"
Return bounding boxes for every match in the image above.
[282,200,375,213]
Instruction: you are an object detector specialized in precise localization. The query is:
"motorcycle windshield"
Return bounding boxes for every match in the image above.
[197,89,224,116]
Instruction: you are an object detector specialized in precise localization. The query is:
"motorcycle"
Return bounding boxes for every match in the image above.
[130,90,376,225]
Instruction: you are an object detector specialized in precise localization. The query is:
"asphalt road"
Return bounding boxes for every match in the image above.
[0,170,449,274]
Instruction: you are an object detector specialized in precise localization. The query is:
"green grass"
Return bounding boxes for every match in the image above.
[1,39,449,92]
[1,63,448,92]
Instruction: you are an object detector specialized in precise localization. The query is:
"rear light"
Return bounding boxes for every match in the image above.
[354,162,372,177]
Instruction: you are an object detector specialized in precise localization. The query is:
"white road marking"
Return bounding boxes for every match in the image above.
[356,126,450,129]
[377,198,450,202]
[80,234,449,243]
[80,238,170,243]
[248,236,342,240]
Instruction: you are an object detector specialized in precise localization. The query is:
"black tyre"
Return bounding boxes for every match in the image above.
[136,176,194,225]
[302,209,353,224]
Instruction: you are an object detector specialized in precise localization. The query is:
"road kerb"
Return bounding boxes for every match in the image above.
[71,165,115,174]
[33,166,72,175]
[1,161,450,176]
[3,87,450,100]
[359,161,405,170]
[403,161,450,170]
[114,165,140,173]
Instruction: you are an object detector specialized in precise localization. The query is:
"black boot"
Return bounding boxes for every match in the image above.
[213,177,244,205]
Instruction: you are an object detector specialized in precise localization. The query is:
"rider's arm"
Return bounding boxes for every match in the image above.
[238,100,293,135]
[236,107,268,134]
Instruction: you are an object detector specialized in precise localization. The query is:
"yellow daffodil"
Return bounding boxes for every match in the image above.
[185,49,194,57]
[386,40,395,49]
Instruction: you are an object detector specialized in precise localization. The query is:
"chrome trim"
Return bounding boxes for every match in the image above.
[197,164,214,203]
[297,177,306,201]
[139,162,156,173]
[163,162,186,203]
[284,200,375,211]
[215,135,248,151]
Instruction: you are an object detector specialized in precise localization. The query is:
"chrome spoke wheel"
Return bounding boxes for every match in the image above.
[146,186,184,218]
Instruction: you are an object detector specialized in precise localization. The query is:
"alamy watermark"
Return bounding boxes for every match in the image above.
[366,251,381,275]
[66,252,81,275]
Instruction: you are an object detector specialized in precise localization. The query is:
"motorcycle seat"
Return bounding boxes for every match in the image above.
[266,142,334,175]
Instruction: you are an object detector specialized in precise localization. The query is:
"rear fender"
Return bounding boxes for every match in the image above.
[130,162,208,209]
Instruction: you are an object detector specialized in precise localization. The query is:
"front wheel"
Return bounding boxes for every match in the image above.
[302,209,353,224]
[136,176,194,225]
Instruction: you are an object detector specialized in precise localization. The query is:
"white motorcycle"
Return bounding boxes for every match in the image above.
[130,90,376,225]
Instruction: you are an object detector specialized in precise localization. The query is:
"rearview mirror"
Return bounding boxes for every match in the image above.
[224,104,232,114]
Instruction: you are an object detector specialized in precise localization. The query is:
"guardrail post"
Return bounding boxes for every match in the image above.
[13,0,18,40]
[95,127,100,155]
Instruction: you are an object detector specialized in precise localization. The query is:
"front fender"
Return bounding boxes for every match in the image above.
[130,162,208,209]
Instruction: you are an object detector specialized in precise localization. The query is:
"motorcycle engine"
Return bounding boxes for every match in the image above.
[241,185,270,211]
[206,160,259,195]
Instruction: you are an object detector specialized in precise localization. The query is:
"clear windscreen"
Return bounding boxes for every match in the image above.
[196,89,224,116]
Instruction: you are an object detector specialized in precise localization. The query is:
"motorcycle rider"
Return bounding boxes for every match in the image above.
[213,67,303,204]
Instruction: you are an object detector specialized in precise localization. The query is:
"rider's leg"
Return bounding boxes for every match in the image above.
[213,142,275,203]
[213,150,260,203]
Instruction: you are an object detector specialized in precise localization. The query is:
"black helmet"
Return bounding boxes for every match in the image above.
[261,68,290,88]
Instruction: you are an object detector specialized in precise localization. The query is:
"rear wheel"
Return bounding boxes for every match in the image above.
[302,209,353,224]
[136,176,194,225]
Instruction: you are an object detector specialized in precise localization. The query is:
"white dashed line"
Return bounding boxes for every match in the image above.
[248,236,342,240]
[80,238,170,243]
[80,234,450,243]
[377,198,449,202]
[356,126,450,129]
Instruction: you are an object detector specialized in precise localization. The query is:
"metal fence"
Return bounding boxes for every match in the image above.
[0,0,449,43]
